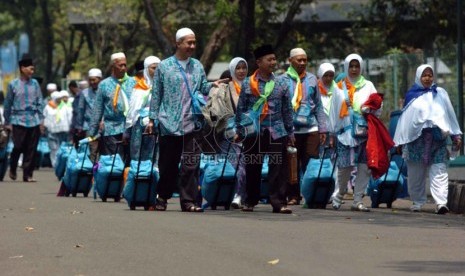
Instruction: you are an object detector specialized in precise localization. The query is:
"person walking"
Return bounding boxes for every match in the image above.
[88,52,136,157]
[328,53,379,212]
[235,44,295,214]
[280,48,327,205]
[394,64,462,214]
[125,55,160,161]
[146,27,227,212]
[75,68,103,161]
[3,54,45,182]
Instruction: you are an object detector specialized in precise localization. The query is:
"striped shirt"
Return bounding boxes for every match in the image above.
[4,77,44,127]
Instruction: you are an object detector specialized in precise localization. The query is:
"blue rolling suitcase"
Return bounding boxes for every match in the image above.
[123,133,159,210]
[94,142,125,202]
[55,142,74,180]
[62,143,93,197]
[367,156,406,208]
[0,146,9,181]
[301,148,336,209]
[201,143,242,210]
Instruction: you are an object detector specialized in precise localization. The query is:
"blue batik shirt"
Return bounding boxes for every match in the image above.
[4,77,44,127]
[88,76,136,137]
[76,87,97,131]
[280,71,327,133]
[149,56,212,136]
[236,72,294,140]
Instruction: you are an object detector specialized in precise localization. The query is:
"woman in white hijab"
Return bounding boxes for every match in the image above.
[125,55,161,160]
[328,53,378,212]
[394,64,462,214]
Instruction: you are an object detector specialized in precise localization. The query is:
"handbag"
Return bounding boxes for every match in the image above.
[342,82,368,138]
[0,126,9,149]
[351,112,368,138]
[293,104,311,127]
[238,109,260,139]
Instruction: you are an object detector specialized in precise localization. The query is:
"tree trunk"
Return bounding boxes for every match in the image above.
[39,0,54,85]
[234,0,255,63]
[143,0,174,57]
[200,19,236,75]
[273,0,308,51]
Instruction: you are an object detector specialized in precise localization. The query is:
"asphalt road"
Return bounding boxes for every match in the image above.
[1,168,464,276]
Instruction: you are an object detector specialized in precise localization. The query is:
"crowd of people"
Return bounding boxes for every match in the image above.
[3,27,462,215]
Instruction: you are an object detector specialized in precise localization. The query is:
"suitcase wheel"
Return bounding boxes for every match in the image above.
[144,205,150,211]
[224,205,230,211]
[83,192,89,198]
[114,197,120,202]
[130,204,136,210]
[387,202,392,208]
[211,205,217,210]
[102,197,107,202]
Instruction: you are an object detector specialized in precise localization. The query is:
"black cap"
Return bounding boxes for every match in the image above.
[253,44,274,60]
[19,53,33,67]
[135,60,145,72]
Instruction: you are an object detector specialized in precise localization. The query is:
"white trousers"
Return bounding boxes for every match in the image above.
[337,163,371,204]
[407,162,448,206]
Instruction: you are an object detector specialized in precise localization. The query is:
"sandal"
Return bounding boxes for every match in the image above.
[241,205,254,212]
[332,194,343,210]
[154,198,167,211]
[273,206,293,214]
[287,199,300,206]
[182,205,204,213]
[23,177,37,182]
[9,171,17,181]
[351,202,370,212]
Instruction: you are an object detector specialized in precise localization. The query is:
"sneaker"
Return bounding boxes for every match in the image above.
[351,202,370,212]
[231,194,242,209]
[410,204,422,212]
[436,204,449,215]
[332,194,343,210]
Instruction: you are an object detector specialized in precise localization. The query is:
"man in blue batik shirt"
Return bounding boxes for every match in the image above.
[88,53,135,157]
[4,54,45,182]
[146,27,227,212]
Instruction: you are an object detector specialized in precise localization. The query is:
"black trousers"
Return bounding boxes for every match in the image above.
[99,134,129,166]
[243,130,288,210]
[287,131,320,201]
[10,125,41,179]
[157,132,201,209]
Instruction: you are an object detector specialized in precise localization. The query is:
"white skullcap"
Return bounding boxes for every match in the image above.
[78,80,88,89]
[46,83,57,91]
[50,91,60,100]
[289,48,307,58]
[88,68,102,78]
[110,52,126,62]
[59,90,69,98]
[317,63,336,79]
[144,56,161,68]
[175,27,195,42]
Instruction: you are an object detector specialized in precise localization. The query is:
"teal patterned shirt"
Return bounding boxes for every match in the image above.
[88,76,136,137]
[4,77,44,127]
[149,56,212,136]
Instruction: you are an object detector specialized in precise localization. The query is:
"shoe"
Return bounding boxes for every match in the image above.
[332,194,343,210]
[273,206,292,214]
[182,205,204,213]
[351,202,370,212]
[436,204,449,215]
[23,177,37,182]
[241,205,254,212]
[9,171,17,181]
[287,199,300,206]
[154,198,167,211]
[410,204,422,212]
[231,194,242,209]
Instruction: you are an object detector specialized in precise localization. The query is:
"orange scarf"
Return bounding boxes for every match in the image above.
[337,78,355,118]
[133,75,149,90]
[233,80,241,95]
[250,70,272,122]
[48,100,58,109]
[318,80,328,96]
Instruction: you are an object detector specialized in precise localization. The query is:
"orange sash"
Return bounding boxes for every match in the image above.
[337,78,355,118]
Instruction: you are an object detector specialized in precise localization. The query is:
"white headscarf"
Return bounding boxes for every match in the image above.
[228,57,248,84]
[343,53,363,82]
[143,56,161,88]
[317,62,335,79]
[415,64,434,88]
